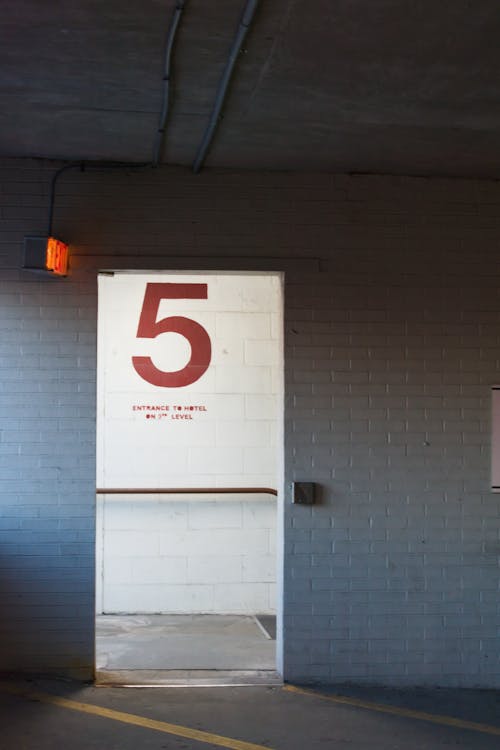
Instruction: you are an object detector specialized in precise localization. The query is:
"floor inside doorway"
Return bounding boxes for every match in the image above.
[96,614,277,684]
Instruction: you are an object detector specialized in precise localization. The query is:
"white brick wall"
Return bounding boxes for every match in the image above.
[0,159,499,685]
[97,498,276,614]
[96,272,282,490]
[95,272,281,616]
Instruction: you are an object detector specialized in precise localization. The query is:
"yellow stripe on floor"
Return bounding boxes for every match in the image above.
[283,684,500,737]
[0,682,273,750]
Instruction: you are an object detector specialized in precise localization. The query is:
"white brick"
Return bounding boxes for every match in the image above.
[216,420,271,447]
[162,584,214,612]
[158,531,190,556]
[103,501,136,530]
[211,394,245,420]
[269,583,277,610]
[245,394,278,420]
[243,501,277,529]
[242,555,275,582]
[244,446,277,475]
[187,446,244,474]
[212,337,244,365]
[215,365,272,394]
[105,531,159,557]
[155,503,189,530]
[102,557,133,585]
[187,555,242,583]
[161,528,271,556]
[188,501,242,529]
[131,556,187,584]
[103,584,163,613]
[215,312,271,339]
[213,583,271,613]
[244,340,279,366]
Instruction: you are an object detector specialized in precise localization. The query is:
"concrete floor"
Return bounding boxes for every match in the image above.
[96,614,277,684]
[0,677,499,750]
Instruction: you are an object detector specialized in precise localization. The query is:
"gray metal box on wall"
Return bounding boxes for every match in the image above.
[292,482,315,505]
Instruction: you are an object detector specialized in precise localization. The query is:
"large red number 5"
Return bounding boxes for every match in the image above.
[132,283,211,387]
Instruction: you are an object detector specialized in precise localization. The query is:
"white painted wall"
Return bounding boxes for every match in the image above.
[98,497,276,613]
[96,272,282,614]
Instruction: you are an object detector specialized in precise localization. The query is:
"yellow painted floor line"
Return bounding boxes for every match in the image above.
[283,684,500,737]
[0,682,273,750]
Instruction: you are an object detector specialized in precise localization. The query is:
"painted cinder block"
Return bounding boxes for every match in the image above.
[215,312,271,339]
[183,528,271,557]
[97,503,277,614]
[187,555,242,584]
[105,531,159,557]
[162,584,215,613]
[212,583,271,613]
[131,556,188,584]
[244,394,278,420]
[242,554,275,582]
[243,501,277,529]
[187,446,244,474]
[215,365,272,395]
[1,163,500,687]
[187,501,243,529]
[243,446,277,475]
[215,420,271,447]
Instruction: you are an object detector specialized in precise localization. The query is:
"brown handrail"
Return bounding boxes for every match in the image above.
[96,487,277,496]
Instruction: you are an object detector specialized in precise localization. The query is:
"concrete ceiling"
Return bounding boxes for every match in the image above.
[2,0,500,176]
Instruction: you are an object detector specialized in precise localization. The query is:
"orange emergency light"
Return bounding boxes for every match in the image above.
[23,236,69,277]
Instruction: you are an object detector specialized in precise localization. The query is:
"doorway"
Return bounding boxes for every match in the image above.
[95,271,284,685]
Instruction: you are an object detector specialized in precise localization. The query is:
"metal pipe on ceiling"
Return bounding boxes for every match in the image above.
[153,0,187,166]
[192,0,260,174]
